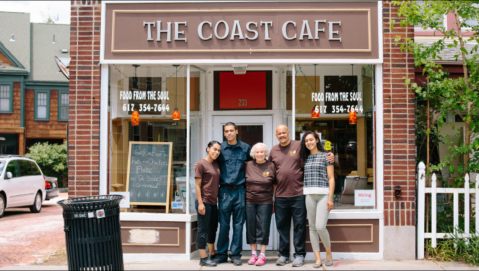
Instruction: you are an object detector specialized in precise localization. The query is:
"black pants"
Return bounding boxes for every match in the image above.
[245,203,273,245]
[274,195,307,258]
[196,200,218,250]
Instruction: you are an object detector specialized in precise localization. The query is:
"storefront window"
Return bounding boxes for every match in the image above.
[293,64,376,210]
[188,66,205,214]
[109,64,189,214]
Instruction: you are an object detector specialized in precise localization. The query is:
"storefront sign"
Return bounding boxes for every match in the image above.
[142,19,344,43]
[120,90,170,113]
[310,75,363,114]
[104,2,379,60]
[354,190,375,206]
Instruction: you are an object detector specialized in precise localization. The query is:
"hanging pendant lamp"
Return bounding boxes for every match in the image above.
[131,110,140,126]
[348,64,357,124]
[172,65,180,120]
[349,108,357,125]
[311,64,319,119]
[131,64,140,126]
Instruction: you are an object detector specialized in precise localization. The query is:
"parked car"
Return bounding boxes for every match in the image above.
[0,155,46,218]
[45,177,59,200]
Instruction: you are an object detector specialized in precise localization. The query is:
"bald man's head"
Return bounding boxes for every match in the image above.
[276,124,288,134]
[275,124,291,146]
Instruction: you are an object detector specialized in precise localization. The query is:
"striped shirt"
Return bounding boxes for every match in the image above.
[303,152,334,195]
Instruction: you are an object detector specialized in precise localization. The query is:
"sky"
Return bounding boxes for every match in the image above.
[0,1,71,24]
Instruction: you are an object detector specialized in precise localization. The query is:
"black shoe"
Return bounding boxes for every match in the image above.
[212,256,228,264]
[230,256,243,266]
[209,254,216,261]
[200,257,217,267]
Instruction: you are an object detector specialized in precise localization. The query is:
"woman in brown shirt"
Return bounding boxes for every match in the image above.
[194,140,221,267]
[245,143,276,266]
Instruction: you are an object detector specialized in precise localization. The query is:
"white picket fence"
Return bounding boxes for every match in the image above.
[417,162,479,259]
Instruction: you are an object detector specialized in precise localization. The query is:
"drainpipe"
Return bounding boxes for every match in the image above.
[20,76,26,155]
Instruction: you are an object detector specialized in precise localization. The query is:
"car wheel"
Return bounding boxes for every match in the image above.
[0,194,5,218]
[30,192,42,213]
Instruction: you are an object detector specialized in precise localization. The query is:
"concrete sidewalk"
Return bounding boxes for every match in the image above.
[1,260,478,270]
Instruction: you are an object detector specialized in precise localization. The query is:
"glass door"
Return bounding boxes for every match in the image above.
[212,115,276,250]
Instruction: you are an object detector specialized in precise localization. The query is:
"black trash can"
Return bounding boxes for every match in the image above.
[58,195,124,271]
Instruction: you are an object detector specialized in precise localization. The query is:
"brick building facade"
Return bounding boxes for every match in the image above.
[381,0,416,259]
[68,0,417,261]
[68,0,101,198]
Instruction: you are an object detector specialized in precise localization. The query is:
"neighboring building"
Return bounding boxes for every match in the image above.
[414,9,478,183]
[68,0,416,262]
[0,11,70,155]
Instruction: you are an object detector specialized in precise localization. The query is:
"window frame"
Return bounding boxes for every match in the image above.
[34,88,51,121]
[0,82,14,113]
[293,64,377,211]
[57,89,69,121]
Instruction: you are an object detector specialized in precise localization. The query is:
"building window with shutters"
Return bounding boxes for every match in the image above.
[34,90,50,121]
[58,90,69,121]
[0,83,13,113]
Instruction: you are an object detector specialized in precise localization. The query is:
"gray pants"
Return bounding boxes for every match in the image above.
[305,194,331,251]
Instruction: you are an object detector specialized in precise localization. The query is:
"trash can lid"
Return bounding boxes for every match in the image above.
[58,195,123,212]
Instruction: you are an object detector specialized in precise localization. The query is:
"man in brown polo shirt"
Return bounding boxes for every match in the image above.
[268,124,334,267]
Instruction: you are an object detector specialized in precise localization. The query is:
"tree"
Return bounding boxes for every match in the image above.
[41,8,59,24]
[26,142,68,188]
[393,1,479,183]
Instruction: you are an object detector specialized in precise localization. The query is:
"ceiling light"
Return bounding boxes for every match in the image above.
[232,64,247,75]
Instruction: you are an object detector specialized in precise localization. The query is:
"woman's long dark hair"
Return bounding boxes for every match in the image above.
[300,131,325,161]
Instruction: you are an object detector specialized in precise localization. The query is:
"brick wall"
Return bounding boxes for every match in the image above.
[382,1,416,227]
[24,89,68,139]
[67,1,418,212]
[68,0,102,198]
[0,82,22,129]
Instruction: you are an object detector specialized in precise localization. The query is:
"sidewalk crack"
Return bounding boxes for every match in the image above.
[433,260,447,271]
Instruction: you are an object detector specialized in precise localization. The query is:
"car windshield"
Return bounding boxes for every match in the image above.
[0,160,5,176]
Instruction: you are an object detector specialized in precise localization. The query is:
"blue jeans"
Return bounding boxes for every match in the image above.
[216,186,246,258]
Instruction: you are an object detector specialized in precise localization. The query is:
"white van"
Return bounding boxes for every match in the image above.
[0,156,46,218]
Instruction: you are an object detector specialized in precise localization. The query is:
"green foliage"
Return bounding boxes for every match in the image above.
[415,92,443,165]
[425,230,479,266]
[392,1,479,177]
[26,142,68,187]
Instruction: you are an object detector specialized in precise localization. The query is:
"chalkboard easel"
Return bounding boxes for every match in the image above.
[125,142,173,213]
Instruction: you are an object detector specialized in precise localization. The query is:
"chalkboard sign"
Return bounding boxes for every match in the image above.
[125,142,173,212]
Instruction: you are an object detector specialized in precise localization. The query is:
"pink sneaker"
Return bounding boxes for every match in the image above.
[255,255,267,266]
[247,254,258,265]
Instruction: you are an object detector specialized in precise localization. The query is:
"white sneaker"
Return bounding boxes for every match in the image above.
[276,256,290,266]
[292,255,305,267]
